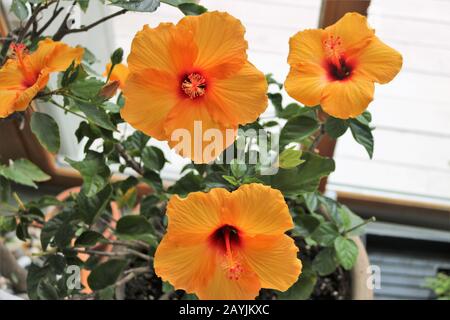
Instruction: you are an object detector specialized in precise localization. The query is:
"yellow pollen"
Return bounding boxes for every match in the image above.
[323,35,343,68]
[11,43,36,86]
[181,73,206,99]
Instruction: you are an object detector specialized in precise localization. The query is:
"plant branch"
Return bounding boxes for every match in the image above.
[73,248,151,261]
[309,124,326,152]
[48,98,88,121]
[53,8,127,41]
[52,1,77,41]
[344,217,376,235]
[35,4,64,38]
[114,144,145,176]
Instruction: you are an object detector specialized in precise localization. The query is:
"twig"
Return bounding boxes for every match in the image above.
[309,124,326,152]
[115,272,136,287]
[344,217,376,235]
[73,248,151,261]
[52,1,77,41]
[114,144,145,176]
[53,8,127,41]
[123,266,150,275]
[106,239,150,251]
[48,98,88,121]
[17,3,43,43]
[36,5,64,38]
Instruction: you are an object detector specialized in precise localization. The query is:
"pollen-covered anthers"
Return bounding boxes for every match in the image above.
[10,43,36,86]
[223,226,243,281]
[10,43,28,57]
[181,73,206,99]
[323,35,343,67]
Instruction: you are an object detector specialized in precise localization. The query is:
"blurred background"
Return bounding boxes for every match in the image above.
[1,0,449,299]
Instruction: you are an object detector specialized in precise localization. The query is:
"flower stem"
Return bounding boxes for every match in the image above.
[344,216,376,235]
[49,98,88,121]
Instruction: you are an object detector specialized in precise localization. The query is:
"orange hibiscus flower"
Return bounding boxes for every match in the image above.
[121,11,268,163]
[285,12,402,119]
[104,63,129,89]
[154,183,302,300]
[0,39,84,118]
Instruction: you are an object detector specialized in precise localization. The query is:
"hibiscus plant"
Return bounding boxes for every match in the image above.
[0,0,401,300]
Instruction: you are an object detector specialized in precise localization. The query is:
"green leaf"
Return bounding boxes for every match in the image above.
[355,111,372,126]
[312,247,338,276]
[334,236,358,270]
[27,264,51,300]
[230,159,247,178]
[168,172,204,196]
[311,222,340,247]
[0,159,50,188]
[78,0,90,12]
[268,93,283,115]
[302,192,318,213]
[30,112,60,153]
[116,215,154,236]
[280,115,320,147]
[348,119,374,158]
[140,195,160,218]
[0,216,17,233]
[88,259,127,291]
[337,205,365,235]
[69,77,104,99]
[265,152,334,195]
[123,130,150,155]
[178,2,207,15]
[324,116,348,138]
[222,175,240,186]
[77,185,112,225]
[142,146,166,171]
[279,148,304,169]
[265,73,282,89]
[0,177,11,203]
[279,103,302,119]
[110,0,160,12]
[278,261,316,300]
[10,0,28,21]
[75,231,105,247]
[78,103,116,131]
[161,0,196,6]
[66,152,111,197]
[54,223,76,248]
[292,214,320,237]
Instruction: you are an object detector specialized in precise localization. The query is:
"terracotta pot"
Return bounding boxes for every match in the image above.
[350,237,373,300]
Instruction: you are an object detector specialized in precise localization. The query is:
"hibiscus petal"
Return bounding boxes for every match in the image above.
[165,188,230,240]
[154,236,217,294]
[325,12,374,55]
[208,62,268,127]
[287,29,325,67]
[321,74,374,119]
[0,90,20,118]
[242,234,302,292]
[227,184,294,236]
[30,38,83,73]
[356,37,403,84]
[164,98,237,164]
[178,11,248,79]
[285,62,328,106]
[121,68,179,141]
[196,257,261,300]
[128,23,197,75]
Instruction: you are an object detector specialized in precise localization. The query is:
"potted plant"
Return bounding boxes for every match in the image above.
[0,0,401,300]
